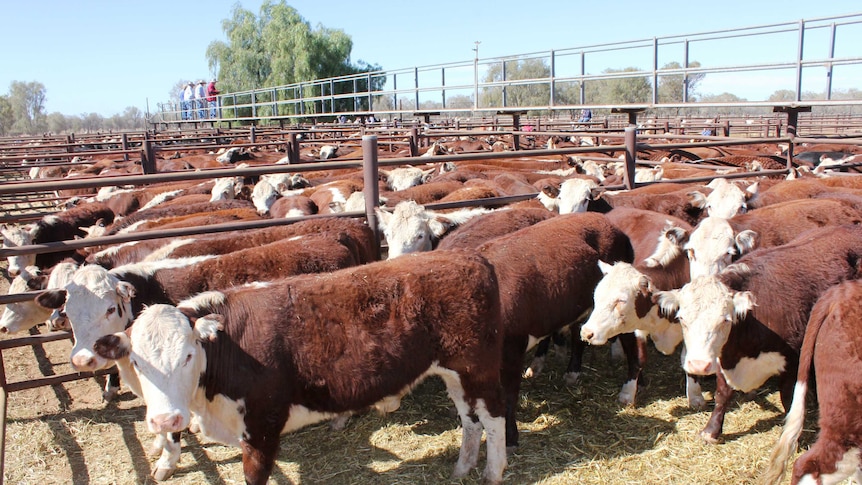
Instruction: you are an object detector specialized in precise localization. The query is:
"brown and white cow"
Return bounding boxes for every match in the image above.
[655,224,862,442]
[475,212,635,448]
[93,250,508,484]
[684,197,862,279]
[1,201,114,275]
[0,261,78,334]
[763,280,862,485]
[376,200,494,258]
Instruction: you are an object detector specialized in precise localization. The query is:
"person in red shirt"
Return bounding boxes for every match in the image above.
[207,79,220,119]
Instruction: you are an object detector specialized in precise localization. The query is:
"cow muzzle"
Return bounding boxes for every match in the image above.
[149,412,186,434]
[684,358,717,376]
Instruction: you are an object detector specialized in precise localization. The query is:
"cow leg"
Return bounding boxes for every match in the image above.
[792,439,860,485]
[701,372,734,443]
[524,337,550,378]
[501,336,528,451]
[442,366,507,484]
[681,347,706,409]
[102,372,121,402]
[152,431,182,481]
[616,332,645,406]
[564,329,586,386]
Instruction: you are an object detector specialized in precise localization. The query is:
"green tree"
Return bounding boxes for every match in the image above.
[206,1,382,118]
[8,81,47,134]
[657,61,705,103]
[0,95,12,136]
[586,67,652,104]
[480,58,550,110]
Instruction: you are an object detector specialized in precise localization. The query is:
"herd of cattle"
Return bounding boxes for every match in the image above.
[2,132,862,484]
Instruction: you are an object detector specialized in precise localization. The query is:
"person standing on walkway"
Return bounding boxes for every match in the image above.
[182,82,194,120]
[194,80,207,119]
[207,79,220,119]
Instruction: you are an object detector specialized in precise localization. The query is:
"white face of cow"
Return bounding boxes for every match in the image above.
[121,304,215,435]
[54,265,136,372]
[0,266,50,334]
[210,177,239,202]
[557,178,599,214]
[251,180,279,215]
[655,275,754,375]
[685,217,736,279]
[704,179,749,219]
[383,167,434,191]
[377,201,447,259]
[1,224,37,277]
[581,261,648,345]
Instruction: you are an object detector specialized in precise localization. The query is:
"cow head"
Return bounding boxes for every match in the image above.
[703,178,756,219]
[557,178,600,214]
[93,304,219,435]
[581,261,655,345]
[654,274,755,375]
[643,222,689,268]
[251,179,279,215]
[210,176,243,202]
[36,265,136,372]
[381,167,435,191]
[0,266,51,334]
[376,201,452,259]
[685,217,757,279]
[1,224,38,277]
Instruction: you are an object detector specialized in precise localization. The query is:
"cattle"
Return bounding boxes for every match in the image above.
[580,208,698,406]
[92,250,508,484]
[1,201,115,276]
[655,225,862,442]
[380,166,435,191]
[269,195,318,218]
[684,197,862,278]
[376,200,493,258]
[0,261,78,335]
[437,207,556,252]
[474,212,635,448]
[762,280,862,485]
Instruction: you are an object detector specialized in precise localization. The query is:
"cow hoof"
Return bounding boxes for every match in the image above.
[153,467,176,481]
[102,387,119,403]
[563,371,580,387]
[699,430,721,444]
[522,367,536,379]
[688,395,707,410]
[329,414,350,431]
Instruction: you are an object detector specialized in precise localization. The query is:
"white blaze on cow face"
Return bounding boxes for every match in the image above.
[251,179,279,215]
[655,275,754,376]
[704,178,752,219]
[1,224,37,276]
[381,167,434,191]
[376,201,443,259]
[685,217,756,279]
[557,178,599,214]
[581,261,683,354]
[210,176,240,202]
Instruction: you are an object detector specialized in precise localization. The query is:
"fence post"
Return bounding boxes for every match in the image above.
[362,135,382,261]
[409,128,418,157]
[121,133,129,162]
[623,126,637,190]
[287,133,299,164]
[249,125,256,144]
[0,346,8,485]
[141,135,157,174]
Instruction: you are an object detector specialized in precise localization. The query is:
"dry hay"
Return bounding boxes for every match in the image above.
[0,267,823,485]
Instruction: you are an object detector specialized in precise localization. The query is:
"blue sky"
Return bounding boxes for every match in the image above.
[2,1,860,117]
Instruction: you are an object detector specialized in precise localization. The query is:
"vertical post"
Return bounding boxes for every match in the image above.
[414,68,419,114]
[249,125,256,144]
[287,133,298,164]
[683,39,690,103]
[549,50,556,107]
[623,126,637,190]
[0,347,9,485]
[501,60,508,108]
[409,127,418,157]
[362,135,382,261]
[141,135,157,175]
[579,51,586,105]
[121,133,129,162]
[65,135,74,154]
[826,22,836,100]
[441,68,446,109]
[652,37,658,105]
[511,113,521,151]
[473,41,480,111]
[795,20,805,103]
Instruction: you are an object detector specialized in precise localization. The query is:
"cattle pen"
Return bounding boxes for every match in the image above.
[1,115,862,484]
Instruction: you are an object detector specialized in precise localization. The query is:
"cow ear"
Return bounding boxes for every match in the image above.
[687,191,707,208]
[379,169,391,180]
[653,290,680,319]
[194,314,224,342]
[428,215,455,239]
[734,230,757,256]
[597,260,613,275]
[637,275,652,296]
[35,289,68,310]
[732,291,755,321]
[745,182,759,198]
[93,332,131,360]
[541,183,560,198]
[116,281,136,302]
[26,274,49,291]
[374,207,392,230]
[589,186,604,200]
[421,168,435,182]
[664,225,688,245]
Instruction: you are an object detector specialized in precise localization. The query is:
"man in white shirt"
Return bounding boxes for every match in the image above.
[194,80,207,119]
[182,82,194,120]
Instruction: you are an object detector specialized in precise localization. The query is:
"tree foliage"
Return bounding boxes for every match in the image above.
[480,58,550,110]
[657,61,705,102]
[585,67,652,104]
[8,81,47,134]
[205,0,382,117]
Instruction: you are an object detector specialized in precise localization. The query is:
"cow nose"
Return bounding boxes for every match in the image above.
[580,328,594,342]
[686,359,716,375]
[0,326,7,334]
[71,354,97,371]
[150,413,184,433]
[7,268,20,277]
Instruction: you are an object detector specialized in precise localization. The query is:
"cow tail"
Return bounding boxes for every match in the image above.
[761,297,828,485]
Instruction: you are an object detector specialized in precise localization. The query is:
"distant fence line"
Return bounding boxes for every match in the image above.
[151,12,862,126]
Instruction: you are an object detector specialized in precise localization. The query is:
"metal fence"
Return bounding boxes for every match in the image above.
[150,12,862,126]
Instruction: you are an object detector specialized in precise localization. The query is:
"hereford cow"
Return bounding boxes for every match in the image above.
[655,225,862,442]
[1,201,115,275]
[763,280,862,485]
[580,208,699,406]
[684,197,862,278]
[93,250,508,484]
[475,212,635,448]
[376,201,493,258]
[0,262,78,335]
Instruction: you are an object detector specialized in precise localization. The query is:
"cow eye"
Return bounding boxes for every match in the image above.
[106,306,116,316]
[183,353,193,366]
[130,358,138,369]
[685,249,695,262]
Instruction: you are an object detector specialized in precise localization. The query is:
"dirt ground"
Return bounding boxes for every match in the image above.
[0,262,816,485]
